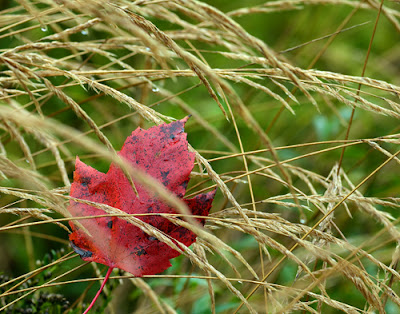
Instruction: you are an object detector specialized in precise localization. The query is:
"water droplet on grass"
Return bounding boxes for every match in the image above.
[81,29,88,35]
[152,86,159,92]
[41,26,48,32]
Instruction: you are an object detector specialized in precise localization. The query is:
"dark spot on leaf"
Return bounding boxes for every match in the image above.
[181,180,188,189]
[160,170,170,183]
[70,241,93,258]
[107,221,113,229]
[136,248,147,256]
[130,136,138,143]
[80,177,91,187]
[148,236,157,241]
[168,121,184,135]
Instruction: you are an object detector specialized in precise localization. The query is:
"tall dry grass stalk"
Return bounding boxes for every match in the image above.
[0,0,400,312]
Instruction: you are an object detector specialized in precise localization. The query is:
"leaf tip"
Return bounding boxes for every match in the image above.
[181,115,191,124]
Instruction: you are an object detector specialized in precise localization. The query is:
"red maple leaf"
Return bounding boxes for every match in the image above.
[67,117,215,312]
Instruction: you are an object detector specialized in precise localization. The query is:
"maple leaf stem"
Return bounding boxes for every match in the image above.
[83,267,114,314]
